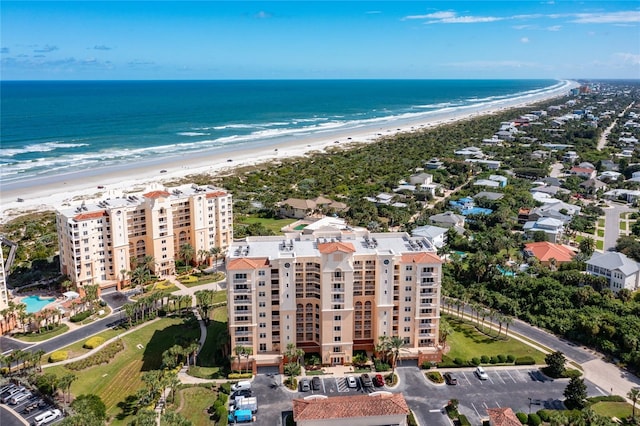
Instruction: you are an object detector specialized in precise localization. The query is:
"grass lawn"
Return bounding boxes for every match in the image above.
[598,218,605,227]
[444,315,546,364]
[596,240,604,250]
[597,229,605,237]
[620,222,627,231]
[45,316,201,425]
[591,401,633,419]
[51,328,121,359]
[188,306,228,379]
[182,272,226,288]
[172,386,216,426]
[13,324,69,342]
[238,216,297,234]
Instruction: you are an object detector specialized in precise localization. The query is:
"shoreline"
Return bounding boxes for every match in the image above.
[0,80,579,223]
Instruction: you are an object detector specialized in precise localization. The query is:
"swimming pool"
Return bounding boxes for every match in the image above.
[22,295,56,313]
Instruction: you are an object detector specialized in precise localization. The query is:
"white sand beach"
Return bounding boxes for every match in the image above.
[0,80,579,223]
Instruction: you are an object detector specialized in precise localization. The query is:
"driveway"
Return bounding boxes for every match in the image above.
[603,202,634,251]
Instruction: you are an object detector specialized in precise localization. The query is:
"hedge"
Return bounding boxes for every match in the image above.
[49,351,68,363]
[516,412,528,424]
[228,373,253,380]
[426,371,444,384]
[458,414,471,426]
[70,311,92,323]
[515,356,536,365]
[83,336,105,349]
[65,339,124,370]
[587,395,626,403]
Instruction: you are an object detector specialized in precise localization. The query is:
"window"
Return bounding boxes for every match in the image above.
[405,286,412,291]
[259,333,266,338]
[334,315,341,321]
[235,273,247,279]
[405,276,413,281]
[404,306,411,312]
[404,327,411,332]
[258,270,266,276]
[405,296,411,302]
[258,302,266,307]
[259,323,266,328]
[258,292,266,297]
[334,326,341,331]
[259,343,267,351]
[334,336,341,342]
[259,312,266,318]
[406,266,413,271]
[423,267,434,273]
[404,316,411,322]
[333,346,341,353]
[258,281,266,286]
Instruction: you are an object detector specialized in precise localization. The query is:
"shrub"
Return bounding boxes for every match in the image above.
[536,410,550,422]
[219,383,231,394]
[563,369,582,379]
[426,371,443,384]
[228,373,253,380]
[480,355,490,364]
[516,412,528,424]
[70,311,92,322]
[587,395,625,403]
[515,356,536,365]
[497,354,507,363]
[215,405,227,422]
[454,357,465,366]
[217,392,228,405]
[83,336,105,349]
[490,356,498,364]
[507,354,516,363]
[66,339,124,370]
[471,357,481,366]
[458,414,471,426]
[421,361,432,370]
[407,411,418,426]
[375,361,391,372]
[527,413,541,426]
[49,351,68,363]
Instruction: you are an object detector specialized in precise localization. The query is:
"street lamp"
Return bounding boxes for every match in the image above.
[528,398,532,414]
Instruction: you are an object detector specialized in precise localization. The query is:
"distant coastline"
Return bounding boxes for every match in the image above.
[0,79,579,222]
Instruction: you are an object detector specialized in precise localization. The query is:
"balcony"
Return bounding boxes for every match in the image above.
[234,317,253,324]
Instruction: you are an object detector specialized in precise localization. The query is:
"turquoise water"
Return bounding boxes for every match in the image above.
[496,266,516,277]
[0,79,562,187]
[22,295,56,313]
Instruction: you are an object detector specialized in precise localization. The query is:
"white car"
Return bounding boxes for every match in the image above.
[346,375,358,388]
[475,366,489,380]
[34,408,62,426]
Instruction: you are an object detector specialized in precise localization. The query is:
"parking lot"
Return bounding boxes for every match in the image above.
[247,366,607,425]
[0,384,63,426]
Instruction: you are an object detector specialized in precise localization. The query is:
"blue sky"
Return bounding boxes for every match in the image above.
[1,1,639,80]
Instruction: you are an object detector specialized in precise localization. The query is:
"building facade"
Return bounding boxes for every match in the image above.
[56,184,232,289]
[586,252,640,293]
[227,225,443,367]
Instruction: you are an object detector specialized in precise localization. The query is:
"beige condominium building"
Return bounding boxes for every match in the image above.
[56,183,232,289]
[227,223,443,367]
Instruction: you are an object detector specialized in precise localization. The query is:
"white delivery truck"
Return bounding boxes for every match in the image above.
[231,396,257,413]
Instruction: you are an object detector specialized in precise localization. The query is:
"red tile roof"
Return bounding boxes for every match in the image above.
[73,210,107,221]
[317,242,356,254]
[401,252,442,264]
[143,190,171,199]
[487,407,521,426]
[293,393,409,421]
[524,241,575,263]
[227,257,270,270]
[206,191,227,198]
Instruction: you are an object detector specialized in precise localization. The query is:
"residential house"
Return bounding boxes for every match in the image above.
[279,197,347,219]
[586,252,640,293]
[293,393,410,426]
[465,159,501,170]
[475,175,507,189]
[600,160,618,171]
[409,172,433,185]
[429,211,465,229]
[598,171,622,181]
[580,179,608,196]
[524,242,576,266]
[424,158,444,170]
[603,189,640,204]
[454,146,484,158]
[528,202,581,224]
[523,217,565,243]
[531,150,550,160]
[517,208,531,225]
[562,151,579,163]
[488,175,508,187]
[449,197,493,216]
[412,225,449,249]
[473,191,504,202]
[569,167,597,180]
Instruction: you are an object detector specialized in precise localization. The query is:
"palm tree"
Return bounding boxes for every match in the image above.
[123,303,136,327]
[33,349,46,372]
[197,249,209,266]
[58,373,77,403]
[387,336,405,378]
[234,346,248,373]
[503,315,514,337]
[130,266,151,290]
[210,246,221,267]
[628,387,640,420]
[179,243,195,267]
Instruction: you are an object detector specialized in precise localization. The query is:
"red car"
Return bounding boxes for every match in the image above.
[373,374,385,387]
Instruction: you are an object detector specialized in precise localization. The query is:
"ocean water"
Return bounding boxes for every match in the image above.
[0,79,561,184]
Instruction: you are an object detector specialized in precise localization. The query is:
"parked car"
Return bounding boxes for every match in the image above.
[361,373,373,387]
[300,378,310,392]
[1,386,25,403]
[231,389,252,400]
[231,381,251,392]
[475,366,489,380]
[443,373,458,385]
[34,409,62,426]
[346,375,358,388]
[9,391,31,405]
[311,376,321,391]
[373,374,385,387]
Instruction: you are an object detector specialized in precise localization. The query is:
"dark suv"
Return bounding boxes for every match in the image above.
[311,376,321,391]
[443,372,458,385]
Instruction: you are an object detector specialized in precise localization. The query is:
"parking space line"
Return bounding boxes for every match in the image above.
[471,402,481,417]
[462,372,473,385]
[493,372,506,384]
[504,370,517,383]
[487,373,495,384]
[321,378,326,393]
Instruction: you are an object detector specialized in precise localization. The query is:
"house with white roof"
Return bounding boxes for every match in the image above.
[523,217,565,243]
[465,159,501,170]
[586,252,640,293]
[429,211,465,229]
[455,146,484,158]
[412,225,449,249]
